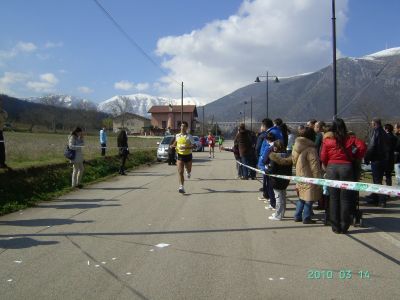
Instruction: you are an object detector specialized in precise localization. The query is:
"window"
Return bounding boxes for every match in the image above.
[162,121,167,129]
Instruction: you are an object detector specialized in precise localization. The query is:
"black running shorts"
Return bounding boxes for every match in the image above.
[177,153,192,162]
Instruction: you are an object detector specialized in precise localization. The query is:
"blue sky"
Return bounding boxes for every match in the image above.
[1,0,399,105]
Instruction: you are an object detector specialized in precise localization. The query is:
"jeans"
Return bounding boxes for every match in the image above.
[263,175,276,207]
[326,164,354,233]
[395,163,400,186]
[241,156,251,178]
[294,199,313,221]
[236,159,243,177]
[371,160,387,203]
[273,189,286,219]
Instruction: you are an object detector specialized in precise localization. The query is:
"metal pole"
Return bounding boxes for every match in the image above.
[202,106,205,135]
[332,0,337,119]
[250,96,253,132]
[244,102,246,125]
[266,71,269,118]
[181,81,184,123]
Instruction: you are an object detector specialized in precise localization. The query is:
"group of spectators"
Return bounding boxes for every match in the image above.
[67,127,130,188]
[232,116,400,234]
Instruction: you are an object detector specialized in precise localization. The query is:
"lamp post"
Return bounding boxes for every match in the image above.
[243,101,247,125]
[332,0,338,119]
[255,71,279,119]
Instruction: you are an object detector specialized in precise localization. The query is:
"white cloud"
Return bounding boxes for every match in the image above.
[114,80,135,91]
[0,72,29,95]
[114,80,149,91]
[44,41,63,48]
[136,82,150,91]
[15,42,37,52]
[155,0,349,103]
[27,73,59,92]
[0,41,38,63]
[78,86,94,94]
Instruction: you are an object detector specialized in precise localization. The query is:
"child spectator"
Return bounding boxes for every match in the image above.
[265,140,292,220]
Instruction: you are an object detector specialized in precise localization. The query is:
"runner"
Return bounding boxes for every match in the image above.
[172,121,195,193]
[218,135,224,152]
[207,131,216,158]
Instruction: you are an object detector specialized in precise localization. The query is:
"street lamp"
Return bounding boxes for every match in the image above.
[243,101,248,125]
[255,71,279,119]
[332,0,338,119]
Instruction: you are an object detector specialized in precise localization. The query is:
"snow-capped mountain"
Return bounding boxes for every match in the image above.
[26,94,97,110]
[97,93,205,117]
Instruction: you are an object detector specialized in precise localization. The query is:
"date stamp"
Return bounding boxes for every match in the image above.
[307,269,370,280]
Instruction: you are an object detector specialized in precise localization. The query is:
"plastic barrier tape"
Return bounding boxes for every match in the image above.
[236,161,400,197]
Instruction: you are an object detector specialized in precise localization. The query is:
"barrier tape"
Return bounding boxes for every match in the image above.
[236,161,400,197]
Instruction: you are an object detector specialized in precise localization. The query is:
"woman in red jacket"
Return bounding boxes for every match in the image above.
[320,118,366,234]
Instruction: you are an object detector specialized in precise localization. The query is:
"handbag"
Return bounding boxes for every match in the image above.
[64,145,76,160]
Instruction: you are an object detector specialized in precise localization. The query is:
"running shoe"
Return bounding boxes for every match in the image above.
[258,196,267,201]
[268,216,281,221]
[178,185,185,193]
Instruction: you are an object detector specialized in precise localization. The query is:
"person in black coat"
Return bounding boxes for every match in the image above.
[383,124,398,186]
[117,129,129,175]
[365,118,390,206]
[265,140,292,220]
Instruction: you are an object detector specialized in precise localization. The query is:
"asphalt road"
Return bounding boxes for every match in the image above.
[1,148,399,299]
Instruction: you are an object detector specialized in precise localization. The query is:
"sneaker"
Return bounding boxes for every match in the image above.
[303,219,316,224]
[265,205,276,210]
[268,216,281,221]
[178,185,185,193]
[258,196,267,201]
[187,172,191,179]
[271,212,276,217]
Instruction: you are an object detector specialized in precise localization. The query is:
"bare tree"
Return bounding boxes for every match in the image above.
[109,96,132,128]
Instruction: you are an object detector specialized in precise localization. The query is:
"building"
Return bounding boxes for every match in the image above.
[148,105,198,132]
[113,113,152,135]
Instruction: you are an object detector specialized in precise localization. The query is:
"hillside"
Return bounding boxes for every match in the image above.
[204,48,400,122]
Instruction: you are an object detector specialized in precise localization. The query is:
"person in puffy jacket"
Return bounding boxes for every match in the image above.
[320,118,366,233]
[292,127,322,224]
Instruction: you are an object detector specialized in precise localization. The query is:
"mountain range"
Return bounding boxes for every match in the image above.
[13,47,400,123]
[203,47,400,122]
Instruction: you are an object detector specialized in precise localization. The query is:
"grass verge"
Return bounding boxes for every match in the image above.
[0,149,156,216]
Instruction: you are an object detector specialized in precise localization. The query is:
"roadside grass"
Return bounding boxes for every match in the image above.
[3,131,160,169]
[0,149,157,216]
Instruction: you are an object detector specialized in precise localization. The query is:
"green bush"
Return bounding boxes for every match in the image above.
[0,149,156,215]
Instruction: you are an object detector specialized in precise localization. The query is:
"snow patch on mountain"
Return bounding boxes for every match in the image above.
[97,93,206,117]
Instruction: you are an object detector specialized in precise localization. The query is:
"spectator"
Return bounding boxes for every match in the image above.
[99,127,107,156]
[234,123,253,179]
[274,118,288,148]
[117,129,129,175]
[292,127,322,224]
[199,135,206,152]
[297,124,306,136]
[320,118,366,234]
[286,127,296,155]
[0,98,8,168]
[218,135,224,152]
[394,123,400,186]
[307,119,317,130]
[68,127,85,188]
[364,118,390,206]
[265,140,292,221]
[384,124,398,186]
[167,136,176,165]
[314,121,326,155]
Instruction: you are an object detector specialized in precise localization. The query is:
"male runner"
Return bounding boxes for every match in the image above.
[172,121,195,193]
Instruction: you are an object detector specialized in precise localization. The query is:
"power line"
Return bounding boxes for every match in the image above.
[92,0,180,86]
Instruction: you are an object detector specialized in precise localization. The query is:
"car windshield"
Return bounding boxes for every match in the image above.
[161,136,174,144]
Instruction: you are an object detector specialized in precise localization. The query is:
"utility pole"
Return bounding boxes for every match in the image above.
[181,82,184,123]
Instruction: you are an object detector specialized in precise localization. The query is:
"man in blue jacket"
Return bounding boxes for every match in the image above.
[99,127,107,156]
